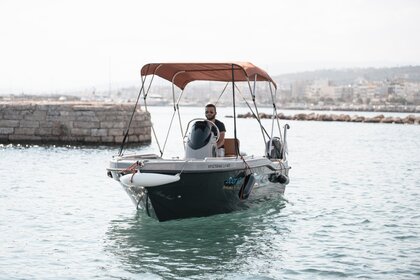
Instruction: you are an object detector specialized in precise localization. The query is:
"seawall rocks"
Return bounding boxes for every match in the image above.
[236,112,420,125]
[0,101,151,145]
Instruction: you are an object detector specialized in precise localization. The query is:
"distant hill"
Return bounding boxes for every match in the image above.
[273,65,420,85]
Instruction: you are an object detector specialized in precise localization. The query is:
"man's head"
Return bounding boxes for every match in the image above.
[205,104,217,121]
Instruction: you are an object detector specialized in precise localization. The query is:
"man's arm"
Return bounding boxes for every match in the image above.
[217,131,225,148]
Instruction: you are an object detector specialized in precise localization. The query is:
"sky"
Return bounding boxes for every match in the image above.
[0,0,419,94]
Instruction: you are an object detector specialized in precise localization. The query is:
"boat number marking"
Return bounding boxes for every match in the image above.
[223,176,243,190]
[208,163,231,169]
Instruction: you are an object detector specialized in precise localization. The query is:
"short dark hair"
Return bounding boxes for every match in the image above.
[205,103,216,112]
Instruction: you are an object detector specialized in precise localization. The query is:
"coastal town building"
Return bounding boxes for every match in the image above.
[2,67,419,112]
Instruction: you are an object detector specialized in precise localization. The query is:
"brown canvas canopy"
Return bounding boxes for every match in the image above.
[140,62,277,90]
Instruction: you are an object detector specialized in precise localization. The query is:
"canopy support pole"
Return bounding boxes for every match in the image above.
[268,82,283,144]
[246,75,268,145]
[172,72,186,150]
[231,64,239,156]
[142,74,164,157]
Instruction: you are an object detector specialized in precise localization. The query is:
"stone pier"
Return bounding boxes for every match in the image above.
[0,101,151,145]
[236,112,420,125]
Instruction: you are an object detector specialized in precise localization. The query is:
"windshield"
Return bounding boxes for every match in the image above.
[187,121,212,149]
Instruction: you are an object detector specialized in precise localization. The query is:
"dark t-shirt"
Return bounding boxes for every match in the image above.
[211,119,226,148]
[211,119,226,135]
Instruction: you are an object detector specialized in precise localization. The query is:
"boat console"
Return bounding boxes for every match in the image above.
[266,137,283,159]
[185,120,217,159]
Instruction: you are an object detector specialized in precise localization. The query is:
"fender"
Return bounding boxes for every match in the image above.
[120,172,180,187]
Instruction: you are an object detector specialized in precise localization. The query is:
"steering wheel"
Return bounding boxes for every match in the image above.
[184,118,220,142]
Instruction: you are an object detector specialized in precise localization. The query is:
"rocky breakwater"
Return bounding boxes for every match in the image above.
[237,112,420,125]
[0,101,151,145]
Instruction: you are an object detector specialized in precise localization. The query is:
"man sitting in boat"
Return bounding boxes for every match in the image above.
[205,104,226,156]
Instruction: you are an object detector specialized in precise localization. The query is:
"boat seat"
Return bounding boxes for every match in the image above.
[224,138,240,157]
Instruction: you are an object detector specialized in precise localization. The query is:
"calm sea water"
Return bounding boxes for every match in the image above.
[1,107,419,279]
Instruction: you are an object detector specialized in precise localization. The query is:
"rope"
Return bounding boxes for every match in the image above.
[121,161,143,183]
[176,160,189,177]
[235,84,270,139]
[118,85,144,156]
[214,82,229,106]
[118,66,152,156]
[121,161,140,173]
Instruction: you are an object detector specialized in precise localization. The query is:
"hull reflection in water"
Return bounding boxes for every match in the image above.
[105,199,287,279]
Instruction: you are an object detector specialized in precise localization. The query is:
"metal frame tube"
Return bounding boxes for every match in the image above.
[143,74,165,156]
[268,82,283,143]
[231,64,239,156]
[132,64,285,160]
[172,71,186,144]
[246,75,267,145]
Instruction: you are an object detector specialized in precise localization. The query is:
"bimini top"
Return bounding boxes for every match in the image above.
[140,62,276,90]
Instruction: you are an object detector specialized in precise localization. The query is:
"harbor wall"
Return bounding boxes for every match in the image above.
[237,112,420,124]
[0,101,151,145]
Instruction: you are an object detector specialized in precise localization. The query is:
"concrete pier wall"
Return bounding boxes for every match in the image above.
[0,101,151,145]
[237,112,420,124]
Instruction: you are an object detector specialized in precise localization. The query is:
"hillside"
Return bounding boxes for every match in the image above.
[273,65,420,85]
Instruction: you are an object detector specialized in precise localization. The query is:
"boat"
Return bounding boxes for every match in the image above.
[107,62,291,221]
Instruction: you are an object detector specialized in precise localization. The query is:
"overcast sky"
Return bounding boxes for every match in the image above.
[0,0,419,93]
